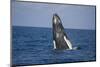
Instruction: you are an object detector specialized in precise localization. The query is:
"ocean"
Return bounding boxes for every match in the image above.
[12,26,96,66]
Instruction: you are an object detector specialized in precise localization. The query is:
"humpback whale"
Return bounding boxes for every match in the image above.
[52,13,73,50]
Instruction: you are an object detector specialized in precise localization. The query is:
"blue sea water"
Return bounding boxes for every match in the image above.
[12,26,96,66]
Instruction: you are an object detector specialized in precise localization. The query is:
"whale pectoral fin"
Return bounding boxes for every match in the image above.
[64,36,72,49]
[53,40,56,49]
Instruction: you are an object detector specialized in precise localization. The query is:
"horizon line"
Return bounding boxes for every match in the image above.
[12,25,96,30]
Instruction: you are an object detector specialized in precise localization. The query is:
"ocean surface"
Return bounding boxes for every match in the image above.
[12,26,96,66]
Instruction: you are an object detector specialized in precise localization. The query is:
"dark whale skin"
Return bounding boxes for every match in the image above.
[52,14,71,50]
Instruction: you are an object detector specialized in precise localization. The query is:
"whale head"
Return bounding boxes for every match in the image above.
[53,13,61,24]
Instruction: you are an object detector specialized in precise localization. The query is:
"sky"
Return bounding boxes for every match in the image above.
[12,1,96,30]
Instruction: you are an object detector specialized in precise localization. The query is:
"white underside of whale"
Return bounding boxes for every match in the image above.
[64,36,72,49]
[53,36,73,50]
[53,40,56,49]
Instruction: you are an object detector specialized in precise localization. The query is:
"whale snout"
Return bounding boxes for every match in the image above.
[53,13,61,24]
